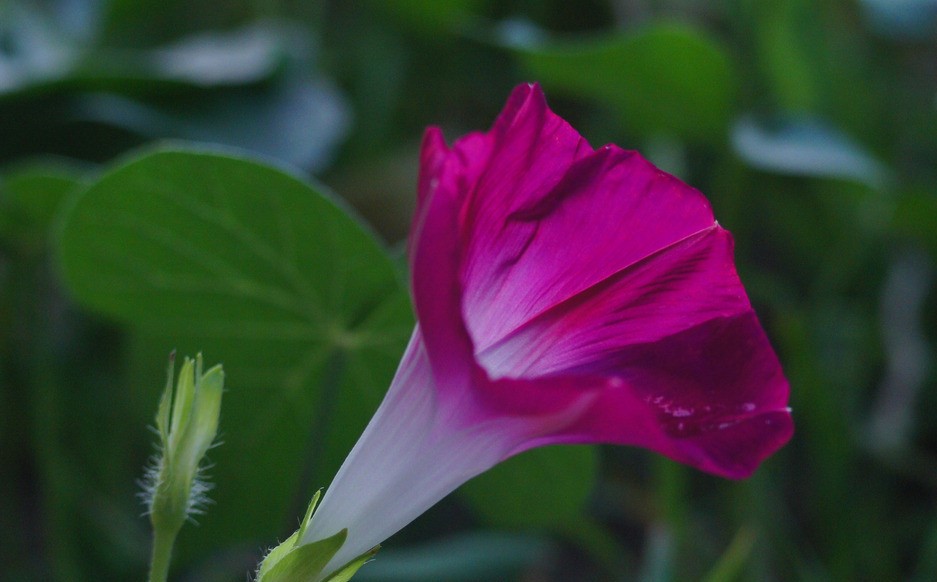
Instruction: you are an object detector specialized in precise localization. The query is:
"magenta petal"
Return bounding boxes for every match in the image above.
[408,83,791,478]
[597,312,793,478]
[409,129,478,389]
[476,312,792,478]
[407,83,792,477]
[461,143,717,354]
[417,87,722,361]
[477,224,748,378]
[412,84,590,371]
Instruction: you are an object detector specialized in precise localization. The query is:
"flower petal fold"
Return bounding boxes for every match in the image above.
[475,311,792,478]
[461,142,717,355]
[477,224,748,378]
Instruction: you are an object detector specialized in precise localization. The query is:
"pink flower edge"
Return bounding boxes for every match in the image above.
[409,82,792,478]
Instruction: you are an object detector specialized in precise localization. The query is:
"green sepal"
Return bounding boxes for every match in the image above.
[258,529,348,582]
[256,491,322,580]
[322,545,380,582]
[297,490,322,542]
[256,530,299,580]
[168,357,197,451]
[155,353,175,446]
[175,362,224,477]
[256,489,378,582]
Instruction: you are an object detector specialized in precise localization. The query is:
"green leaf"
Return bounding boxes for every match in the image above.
[0,3,75,95]
[0,17,290,97]
[460,445,597,528]
[55,145,414,557]
[0,159,86,251]
[72,78,351,170]
[0,14,350,171]
[731,116,888,189]
[861,0,937,40]
[369,0,484,32]
[753,0,824,114]
[100,0,256,46]
[512,22,737,142]
[892,189,937,255]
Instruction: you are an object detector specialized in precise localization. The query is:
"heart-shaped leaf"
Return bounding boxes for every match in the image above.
[55,145,413,556]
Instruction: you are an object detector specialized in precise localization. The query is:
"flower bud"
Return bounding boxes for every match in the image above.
[143,352,224,534]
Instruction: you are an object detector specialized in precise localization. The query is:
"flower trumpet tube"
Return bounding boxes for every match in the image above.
[296,83,793,579]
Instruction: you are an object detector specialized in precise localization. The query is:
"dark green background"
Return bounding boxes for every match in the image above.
[2,1,936,580]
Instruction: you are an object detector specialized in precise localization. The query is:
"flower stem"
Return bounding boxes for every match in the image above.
[147,525,178,582]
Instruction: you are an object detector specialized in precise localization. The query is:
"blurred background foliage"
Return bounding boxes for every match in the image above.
[1,0,936,580]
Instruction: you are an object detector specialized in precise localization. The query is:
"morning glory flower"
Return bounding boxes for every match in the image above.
[290,83,793,579]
